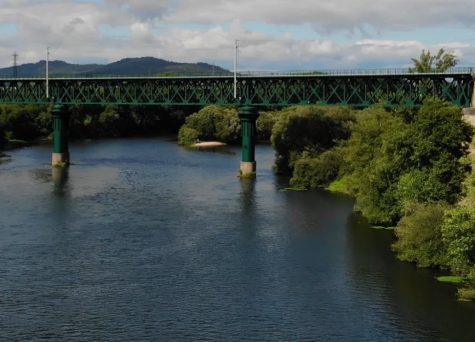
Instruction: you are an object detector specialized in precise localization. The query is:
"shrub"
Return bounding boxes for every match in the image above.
[342,100,472,225]
[178,105,240,145]
[256,110,281,141]
[290,148,344,189]
[178,126,200,146]
[392,203,447,267]
[441,207,475,274]
[0,104,49,140]
[271,106,355,174]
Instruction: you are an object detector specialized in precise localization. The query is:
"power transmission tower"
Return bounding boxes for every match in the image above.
[12,52,18,77]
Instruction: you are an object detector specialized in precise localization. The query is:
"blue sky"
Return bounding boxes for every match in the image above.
[0,0,474,70]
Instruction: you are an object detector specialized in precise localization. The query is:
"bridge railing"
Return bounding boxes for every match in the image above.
[238,67,475,77]
[0,67,473,80]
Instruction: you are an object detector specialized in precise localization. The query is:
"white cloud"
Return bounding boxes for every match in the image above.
[164,0,475,32]
[0,0,473,70]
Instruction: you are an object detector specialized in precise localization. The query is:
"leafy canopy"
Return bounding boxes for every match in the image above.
[409,48,457,73]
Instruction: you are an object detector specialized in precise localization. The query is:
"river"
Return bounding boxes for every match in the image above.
[1,138,474,341]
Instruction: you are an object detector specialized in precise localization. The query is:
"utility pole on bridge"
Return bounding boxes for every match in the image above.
[46,47,50,99]
[12,52,18,78]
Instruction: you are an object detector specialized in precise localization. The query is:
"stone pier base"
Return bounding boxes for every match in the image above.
[52,152,70,167]
[240,161,256,178]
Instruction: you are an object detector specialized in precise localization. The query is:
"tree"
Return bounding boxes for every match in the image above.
[441,207,475,274]
[410,48,457,73]
[392,202,447,267]
[177,105,240,146]
[271,106,355,174]
[340,100,472,225]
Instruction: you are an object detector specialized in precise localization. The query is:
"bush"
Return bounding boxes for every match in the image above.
[271,106,355,174]
[178,105,240,145]
[178,126,200,146]
[256,110,281,141]
[341,100,472,225]
[441,207,475,274]
[342,106,408,224]
[290,148,344,189]
[0,104,50,140]
[392,203,447,267]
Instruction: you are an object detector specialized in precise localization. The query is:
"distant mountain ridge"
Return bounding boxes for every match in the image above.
[0,57,231,77]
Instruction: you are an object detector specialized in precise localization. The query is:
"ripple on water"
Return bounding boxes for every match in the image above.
[0,139,474,341]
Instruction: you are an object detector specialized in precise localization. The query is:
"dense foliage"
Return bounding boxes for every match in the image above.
[342,100,472,225]
[392,203,448,268]
[177,106,240,146]
[271,106,355,174]
[0,104,189,144]
[0,104,51,141]
[409,48,457,73]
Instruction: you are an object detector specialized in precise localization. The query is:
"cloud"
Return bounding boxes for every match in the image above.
[164,0,475,32]
[0,0,473,70]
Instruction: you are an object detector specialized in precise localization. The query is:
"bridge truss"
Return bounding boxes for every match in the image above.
[0,73,473,108]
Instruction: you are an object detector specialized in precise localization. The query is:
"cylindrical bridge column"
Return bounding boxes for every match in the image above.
[51,104,70,167]
[239,106,259,178]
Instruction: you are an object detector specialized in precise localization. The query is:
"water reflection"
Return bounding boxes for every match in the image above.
[346,212,475,341]
[239,178,256,238]
[52,167,69,197]
[0,153,11,165]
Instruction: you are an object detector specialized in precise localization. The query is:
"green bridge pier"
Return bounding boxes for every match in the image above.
[239,106,259,178]
[51,104,70,167]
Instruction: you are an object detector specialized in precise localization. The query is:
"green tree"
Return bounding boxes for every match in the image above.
[441,207,475,274]
[271,106,355,174]
[256,110,282,141]
[177,105,240,146]
[341,100,472,224]
[341,106,408,223]
[0,104,49,140]
[392,203,448,267]
[410,48,457,73]
[290,147,344,189]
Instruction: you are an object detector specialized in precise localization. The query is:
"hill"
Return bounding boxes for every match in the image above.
[0,57,231,77]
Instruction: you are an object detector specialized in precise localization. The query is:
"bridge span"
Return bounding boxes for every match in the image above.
[1,70,474,177]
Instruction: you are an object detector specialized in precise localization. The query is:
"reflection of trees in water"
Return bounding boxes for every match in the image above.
[0,153,12,165]
[346,212,475,341]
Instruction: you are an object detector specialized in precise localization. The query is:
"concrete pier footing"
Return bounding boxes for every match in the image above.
[52,152,70,167]
[240,161,256,178]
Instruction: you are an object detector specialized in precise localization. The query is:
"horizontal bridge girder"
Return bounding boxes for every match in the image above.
[0,74,472,108]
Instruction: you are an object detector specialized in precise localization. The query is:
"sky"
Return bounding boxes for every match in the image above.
[0,0,474,71]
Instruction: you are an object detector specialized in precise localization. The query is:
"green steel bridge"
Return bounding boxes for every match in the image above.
[1,69,474,176]
[0,70,473,107]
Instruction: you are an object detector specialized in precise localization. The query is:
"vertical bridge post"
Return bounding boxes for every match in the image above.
[51,103,70,167]
[239,106,259,178]
[463,73,475,115]
[472,73,475,108]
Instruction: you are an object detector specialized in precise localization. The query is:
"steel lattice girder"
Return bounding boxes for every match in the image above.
[0,74,472,108]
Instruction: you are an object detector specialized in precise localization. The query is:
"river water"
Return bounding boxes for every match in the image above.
[0,138,474,341]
